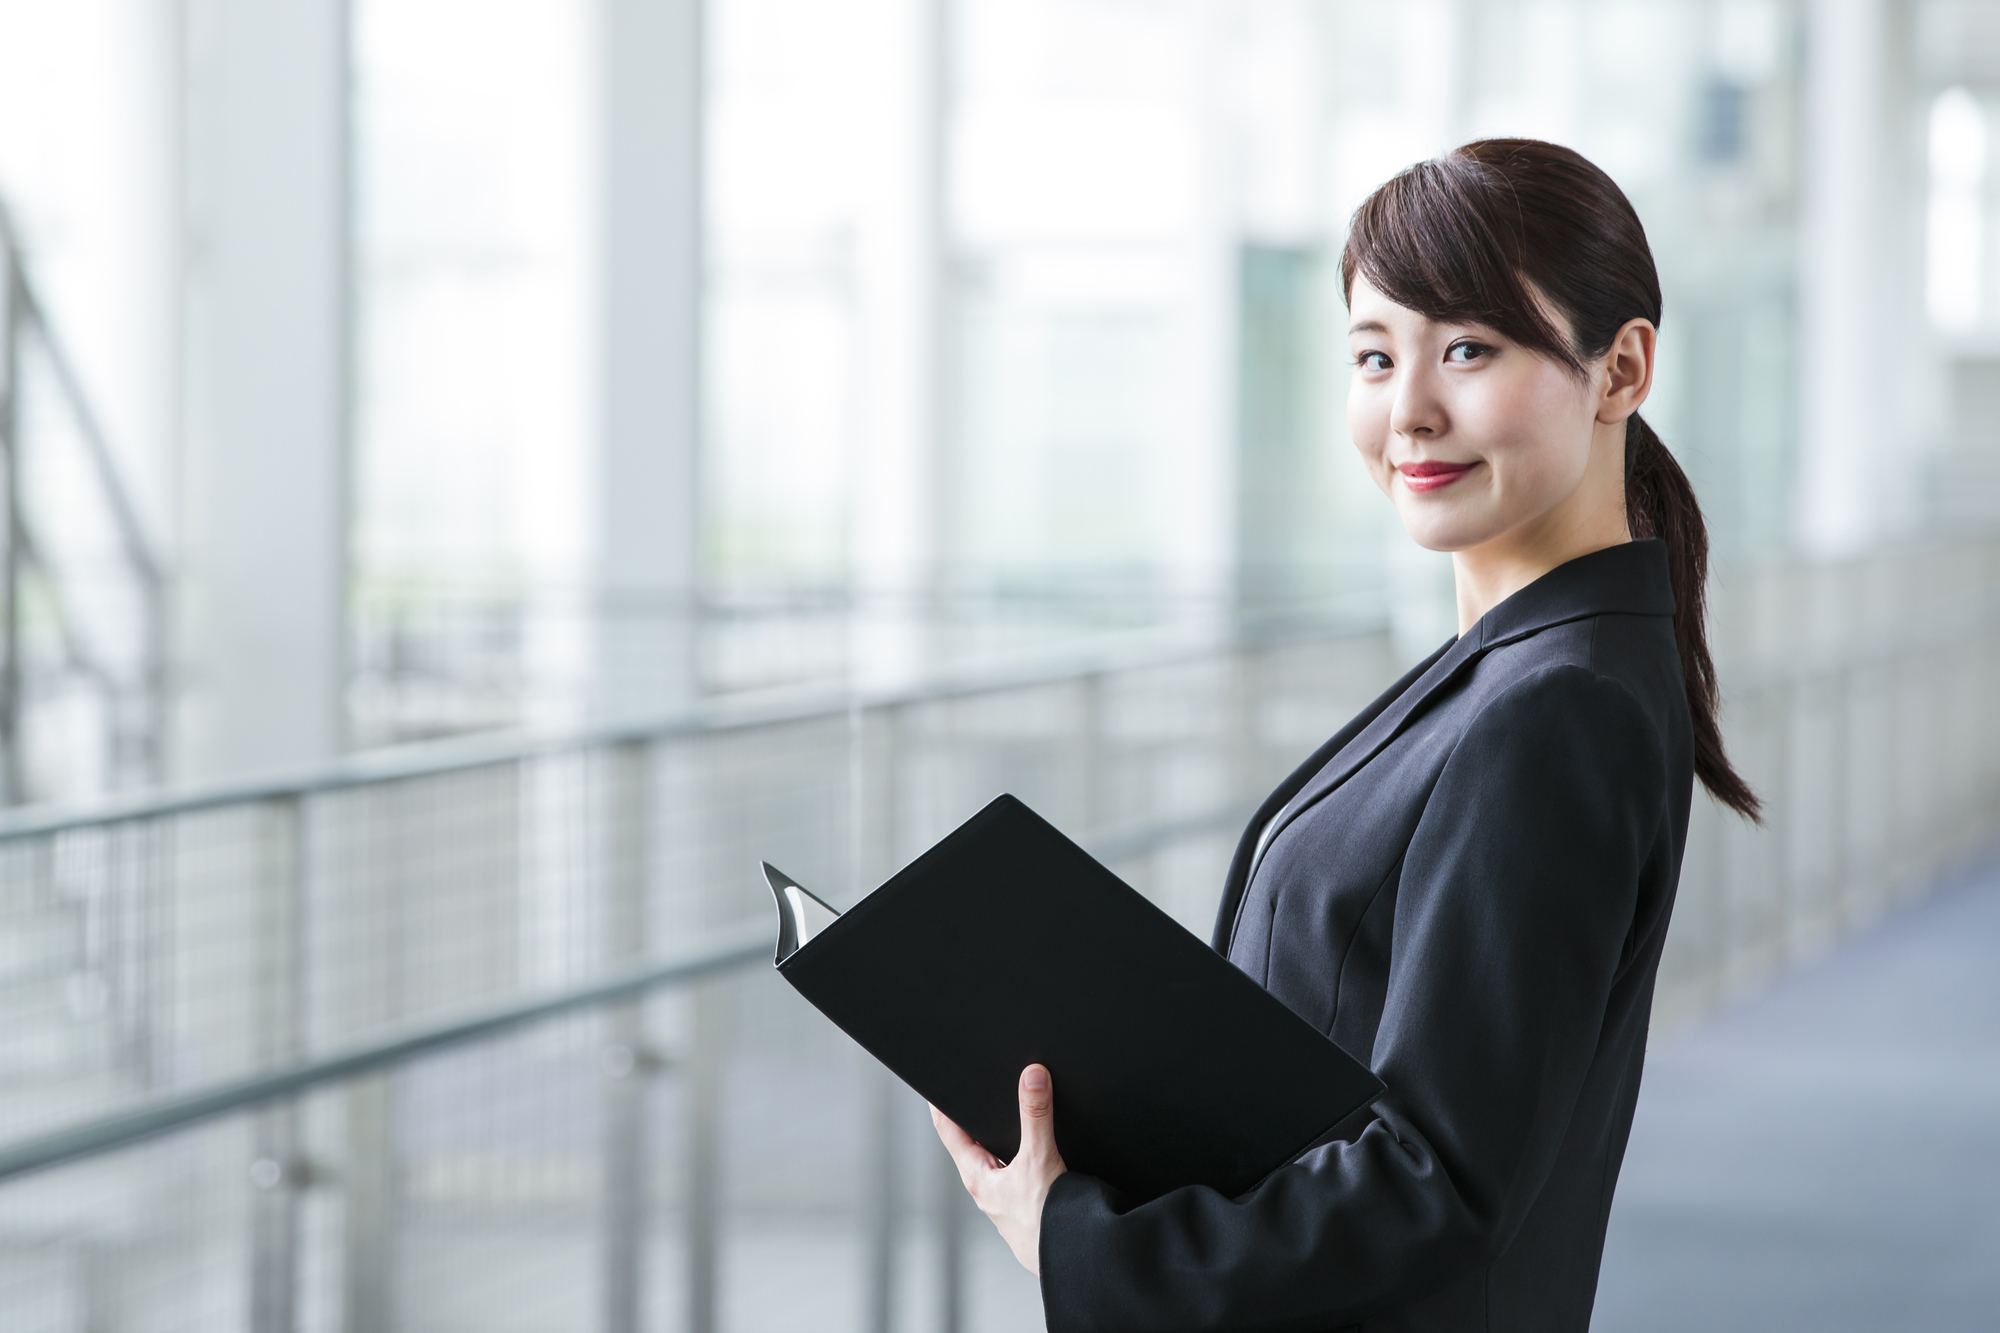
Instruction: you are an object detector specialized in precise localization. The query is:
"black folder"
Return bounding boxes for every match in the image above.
[764,793,1383,1203]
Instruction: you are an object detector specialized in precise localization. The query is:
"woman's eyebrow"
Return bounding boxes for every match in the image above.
[1348,320,1389,336]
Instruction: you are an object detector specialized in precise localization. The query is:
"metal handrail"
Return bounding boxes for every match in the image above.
[0,789,1264,1185]
[0,922,771,1184]
[0,599,1322,1190]
[0,621,1347,841]
[8,535,1989,843]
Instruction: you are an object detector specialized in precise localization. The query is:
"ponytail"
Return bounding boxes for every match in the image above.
[1343,139,1761,821]
[1625,415,1762,822]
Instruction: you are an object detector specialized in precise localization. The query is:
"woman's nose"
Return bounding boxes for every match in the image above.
[1389,369,1446,440]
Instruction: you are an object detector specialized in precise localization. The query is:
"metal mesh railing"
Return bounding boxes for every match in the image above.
[1655,538,2000,1023]
[0,628,1401,1333]
[1,538,1999,1332]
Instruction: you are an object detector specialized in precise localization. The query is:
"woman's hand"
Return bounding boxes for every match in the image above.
[931,1064,1069,1276]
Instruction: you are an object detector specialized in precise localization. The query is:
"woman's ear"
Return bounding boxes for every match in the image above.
[1596,318,1655,425]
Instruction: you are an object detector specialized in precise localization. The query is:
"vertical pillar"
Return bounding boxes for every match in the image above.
[179,0,350,780]
[594,0,705,720]
[97,0,188,575]
[1796,0,1921,553]
[851,0,949,686]
[1175,0,1242,639]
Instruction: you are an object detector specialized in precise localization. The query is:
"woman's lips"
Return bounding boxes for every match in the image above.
[1398,460,1478,493]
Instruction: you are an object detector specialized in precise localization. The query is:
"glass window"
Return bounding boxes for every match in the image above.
[350,0,595,739]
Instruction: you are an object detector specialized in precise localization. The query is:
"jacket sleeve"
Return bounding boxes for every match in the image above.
[1038,664,1669,1332]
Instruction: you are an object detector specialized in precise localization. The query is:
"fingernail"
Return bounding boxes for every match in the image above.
[1023,1065,1049,1092]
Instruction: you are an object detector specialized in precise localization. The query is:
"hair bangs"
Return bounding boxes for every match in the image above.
[1341,155,1582,374]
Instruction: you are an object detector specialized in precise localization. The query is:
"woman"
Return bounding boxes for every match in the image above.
[932,139,1762,1331]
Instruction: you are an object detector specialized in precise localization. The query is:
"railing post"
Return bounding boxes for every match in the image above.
[1228,641,1263,806]
[865,1066,900,1333]
[603,1008,646,1333]
[118,817,165,1088]
[930,707,963,1333]
[139,548,169,786]
[936,1145,965,1333]
[251,797,308,1333]
[340,774,406,1333]
[686,978,723,1333]
[1076,671,1104,838]
[1828,661,1853,935]
[854,700,904,1333]
[250,1107,303,1333]
[602,741,651,1333]
[344,1073,396,1332]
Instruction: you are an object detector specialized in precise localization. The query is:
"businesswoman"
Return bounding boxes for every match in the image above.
[933,139,1762,1331]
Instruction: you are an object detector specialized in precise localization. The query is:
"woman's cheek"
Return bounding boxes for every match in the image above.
[1347,397,1392,492]
[1502,407,1594,496]
[1488,435,1571,522]
[1506,376,1598,491]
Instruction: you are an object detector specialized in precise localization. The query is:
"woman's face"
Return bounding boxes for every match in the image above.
[1345,274,1610,554]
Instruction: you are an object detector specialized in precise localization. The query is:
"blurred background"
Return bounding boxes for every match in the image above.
[0,1,1997,1330]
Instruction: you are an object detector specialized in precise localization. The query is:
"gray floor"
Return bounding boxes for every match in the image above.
[1593,853,2000,1331]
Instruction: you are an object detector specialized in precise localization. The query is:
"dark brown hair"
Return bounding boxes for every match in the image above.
[1341,138,1760,821]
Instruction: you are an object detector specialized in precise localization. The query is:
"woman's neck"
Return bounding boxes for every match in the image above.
[1451,501,1633,635]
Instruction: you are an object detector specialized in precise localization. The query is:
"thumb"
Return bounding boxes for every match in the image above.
[1017,1063,1055,1159]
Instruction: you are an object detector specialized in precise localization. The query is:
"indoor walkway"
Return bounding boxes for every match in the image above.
[1593,851,2000,1331]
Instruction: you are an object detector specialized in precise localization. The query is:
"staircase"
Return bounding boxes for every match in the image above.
[0,197,168,805]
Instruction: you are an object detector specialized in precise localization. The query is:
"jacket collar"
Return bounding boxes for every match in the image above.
[1210,539,1676,953]
[1464,536,1675,652]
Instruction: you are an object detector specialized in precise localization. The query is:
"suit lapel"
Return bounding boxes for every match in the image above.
[1237,632,1488,891]
[1208,538,1681,956]
[1209,637,1453,952]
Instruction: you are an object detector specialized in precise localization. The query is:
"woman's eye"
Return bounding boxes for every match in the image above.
[1445,341,1493,364]
[1354,350,1392,372]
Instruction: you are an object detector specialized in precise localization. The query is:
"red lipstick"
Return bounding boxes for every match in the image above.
[1398,460,1478,493]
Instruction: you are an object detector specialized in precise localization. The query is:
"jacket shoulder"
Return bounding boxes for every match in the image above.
[1445,658,1673,808]
[1469,611,1685,738]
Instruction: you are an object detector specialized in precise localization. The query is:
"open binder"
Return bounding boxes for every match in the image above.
[764,794,1382,1203]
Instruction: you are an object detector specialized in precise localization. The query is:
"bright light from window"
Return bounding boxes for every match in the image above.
[1928,86,1985,333]
[352,0,594,591]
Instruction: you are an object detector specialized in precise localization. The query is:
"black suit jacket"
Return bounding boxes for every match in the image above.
[1040,540,1695,1332]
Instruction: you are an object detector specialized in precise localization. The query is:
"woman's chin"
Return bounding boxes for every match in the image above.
[1396,511,1495,554]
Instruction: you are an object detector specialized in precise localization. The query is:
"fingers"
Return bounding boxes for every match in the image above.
[1017,1063,1055,1163]
[929,1102,974,1151]
[930,1103,999,1186]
